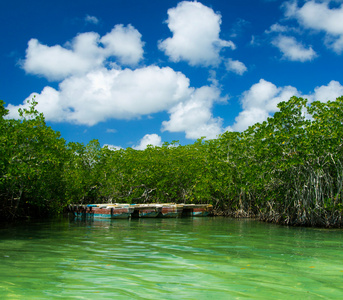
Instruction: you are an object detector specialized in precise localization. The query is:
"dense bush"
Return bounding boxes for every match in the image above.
[1,96,343,226]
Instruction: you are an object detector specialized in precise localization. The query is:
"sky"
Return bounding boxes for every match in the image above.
[1,0,343,150]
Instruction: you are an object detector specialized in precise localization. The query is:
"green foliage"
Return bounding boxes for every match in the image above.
[2,95,343,226]
[218,96,343,226]
[0,98,68,219]
[63,140,102,204]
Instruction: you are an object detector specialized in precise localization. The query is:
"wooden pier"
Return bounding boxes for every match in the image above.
[69,203,213,219]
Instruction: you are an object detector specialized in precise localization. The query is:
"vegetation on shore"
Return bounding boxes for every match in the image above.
[1,96,343,227]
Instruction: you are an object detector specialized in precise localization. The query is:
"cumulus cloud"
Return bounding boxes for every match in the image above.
[7,66,193,125]
[158,1,235,66]
[9,62,227,140]
[242,79,299,111]
[306,80,343,103]
[162,85,226,139]
[225,58,247,75]
[7,86,64,121]
[272,35,317,61]
[284,0,343,53]
[14,3,246,142]
[229,108,270,133]
[22,24,144,81]
[133,134,162,150]
[228,78,343,132]
[100,24,144,66]
[22,34,102,81]
[229,79,300,131]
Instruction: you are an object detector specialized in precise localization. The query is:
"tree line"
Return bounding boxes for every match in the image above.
[1,96,343,227]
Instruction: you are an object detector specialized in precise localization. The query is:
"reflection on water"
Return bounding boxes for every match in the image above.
[1,217,342,299]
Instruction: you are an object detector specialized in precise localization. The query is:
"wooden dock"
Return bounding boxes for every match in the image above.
[69,203,213,219]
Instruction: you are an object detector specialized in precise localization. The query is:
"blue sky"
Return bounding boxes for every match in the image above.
[1,0,343,149]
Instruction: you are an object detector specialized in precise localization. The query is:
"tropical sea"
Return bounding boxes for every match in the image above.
[1,217,342,299]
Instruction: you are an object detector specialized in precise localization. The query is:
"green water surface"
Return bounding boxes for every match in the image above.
[1,217,342,299]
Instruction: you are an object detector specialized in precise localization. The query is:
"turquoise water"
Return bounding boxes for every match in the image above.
[1,217,342,299]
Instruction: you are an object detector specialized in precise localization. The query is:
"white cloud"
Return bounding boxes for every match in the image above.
[228,108,270,132]
[306,80,343,103]
[162,85,226,139]
[249,35,261,46]
[103,144,123,151]
[8,63,228,140]
[85,15,99,25]
[105,134,163,150]
[272,35,317,61]
[158,1,235,66]
[106,128,117,133]
[225,58,247,75]
[22,34,103,81]
[22,25,144,81]
[6,86,65,121]
[100,24,144,66]
[229,78,343,132]
[266,23,290,33]
[284,0,343,53]
[133,134,162,150]
[8,66,193,125]
[265,22,301,35]
[229,79,300,131]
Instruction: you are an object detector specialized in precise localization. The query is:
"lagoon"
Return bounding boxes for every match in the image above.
[1,217,343,299]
